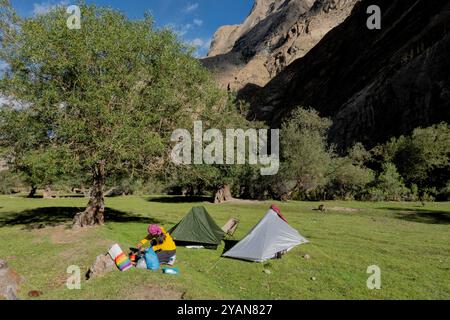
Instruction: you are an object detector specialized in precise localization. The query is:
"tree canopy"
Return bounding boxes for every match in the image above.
[277,107,333,198]
[0,2,233,226]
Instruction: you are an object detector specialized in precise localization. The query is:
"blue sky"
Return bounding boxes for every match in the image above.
[8,0,254,57]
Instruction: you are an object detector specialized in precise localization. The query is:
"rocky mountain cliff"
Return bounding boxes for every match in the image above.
[202,0,359,90]
[241,0,450,151]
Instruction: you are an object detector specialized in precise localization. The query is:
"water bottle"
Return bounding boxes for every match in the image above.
[162,267,179,275]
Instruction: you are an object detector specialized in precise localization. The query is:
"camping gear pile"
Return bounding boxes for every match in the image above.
[105,245,179,274]
[106,244,161,272]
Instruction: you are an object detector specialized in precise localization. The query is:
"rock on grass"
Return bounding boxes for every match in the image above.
[86,254,115,280]
[0,259,23,300]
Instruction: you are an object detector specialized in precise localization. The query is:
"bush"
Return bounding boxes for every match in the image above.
[366,188,386,202]
[407,184,420,202]
[0,170,23,194]
[326,157,375,200]
[437,181,450,201]
[383,123,450,190]
[368,163,410,201]
[421,191,436,202]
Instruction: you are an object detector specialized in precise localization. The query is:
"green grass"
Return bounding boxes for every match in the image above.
[0,195,449,300]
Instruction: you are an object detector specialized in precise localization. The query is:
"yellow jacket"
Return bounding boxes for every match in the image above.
[140,227,176,252]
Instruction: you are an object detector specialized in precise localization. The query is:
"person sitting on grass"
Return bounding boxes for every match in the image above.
[137,224,177,266]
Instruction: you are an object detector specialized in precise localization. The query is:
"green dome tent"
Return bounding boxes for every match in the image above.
[169,206,225,247]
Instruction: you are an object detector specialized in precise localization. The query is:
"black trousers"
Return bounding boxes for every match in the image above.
[156,250,176,264]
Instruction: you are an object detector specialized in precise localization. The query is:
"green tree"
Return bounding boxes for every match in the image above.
[348,142,371,166]
[327,156,374,200]
[370,162,409,201]
[16,147,79,197]
[277,107,333,199]
[385,123,450,187]
[0,2,229,226]
[165,97,256,203]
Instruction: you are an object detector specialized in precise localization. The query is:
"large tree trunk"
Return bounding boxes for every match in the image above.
[27,186,37,198]
[214,185,233,204]
[73,161,106,228]
[43,186,54,199]
[183,185,195,197]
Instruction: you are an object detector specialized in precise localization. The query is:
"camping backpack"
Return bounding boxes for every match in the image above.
[144,247,160,270]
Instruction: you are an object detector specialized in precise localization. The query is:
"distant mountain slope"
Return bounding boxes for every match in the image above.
[202,0,358,90]
[241,0,450,151]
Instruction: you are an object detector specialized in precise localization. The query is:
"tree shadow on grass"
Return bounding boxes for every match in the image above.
[18,194,87,199]
[147,196,213,204]
[380,207,450,225]
[0,207,160,229]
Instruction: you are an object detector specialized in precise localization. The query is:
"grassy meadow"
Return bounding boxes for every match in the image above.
[0,194,449,300]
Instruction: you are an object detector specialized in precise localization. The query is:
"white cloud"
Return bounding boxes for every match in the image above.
[167,18,203,37]
[190,38,205,47]
[184,3,199,13]
[188,37,212,57]
[167,23,193,37]
[193,19,203,27]
[33,0,69,16]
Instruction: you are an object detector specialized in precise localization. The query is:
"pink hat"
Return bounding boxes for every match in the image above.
[148,224,162,236]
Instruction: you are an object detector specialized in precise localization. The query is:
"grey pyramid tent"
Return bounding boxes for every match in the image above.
[169,206,225,246]
[222,209,309,262]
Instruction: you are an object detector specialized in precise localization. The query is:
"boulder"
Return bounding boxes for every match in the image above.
[86,254,116,280]
[0,259,22,300]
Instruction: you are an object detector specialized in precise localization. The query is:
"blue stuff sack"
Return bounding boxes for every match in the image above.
[144,247,160,270]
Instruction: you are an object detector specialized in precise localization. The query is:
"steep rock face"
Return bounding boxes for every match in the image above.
[208,25,241,57]
[242,0,450,151]
[207,0,294,58]
[203,0,358,90]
